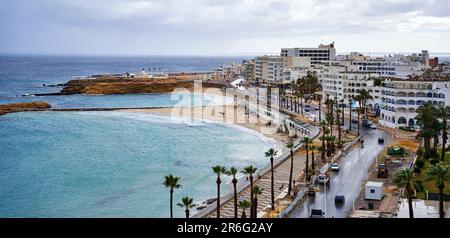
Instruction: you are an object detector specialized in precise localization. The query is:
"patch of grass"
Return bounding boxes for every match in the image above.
[415,150,450,199]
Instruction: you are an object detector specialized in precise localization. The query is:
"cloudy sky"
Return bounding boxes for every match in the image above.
[1,0,449,55]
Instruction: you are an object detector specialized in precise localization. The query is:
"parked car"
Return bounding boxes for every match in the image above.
[370,124,377,129]
[307,185,316,196]
[335,195,345,204]
[310,209,325,218]
[330,163,340,171]
[378,137,385,144]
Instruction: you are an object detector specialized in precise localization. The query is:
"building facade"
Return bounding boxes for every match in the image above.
[255,56,284,83]
[281,43,336,65]
[378,71,450,128]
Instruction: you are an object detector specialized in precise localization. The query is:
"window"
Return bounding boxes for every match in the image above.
[370,189,375,194]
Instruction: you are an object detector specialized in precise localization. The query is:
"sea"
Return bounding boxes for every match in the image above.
[0,55,283,218]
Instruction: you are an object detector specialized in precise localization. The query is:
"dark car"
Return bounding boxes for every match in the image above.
[310,209,325,218]
[335,195,345,204]
[378,137,385,144]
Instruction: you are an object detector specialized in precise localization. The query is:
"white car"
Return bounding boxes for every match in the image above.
[330,163,340,171]
[317,173,330,184]
[370,124,377,129]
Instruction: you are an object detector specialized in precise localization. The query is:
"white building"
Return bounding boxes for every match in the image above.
[317,62,380,110]
[255,56,284,83]
[281,43,336,65]
[379,71,450,128]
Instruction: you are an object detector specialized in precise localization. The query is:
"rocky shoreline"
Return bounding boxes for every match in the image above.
[32,74,229,96]
[0,102,51,116]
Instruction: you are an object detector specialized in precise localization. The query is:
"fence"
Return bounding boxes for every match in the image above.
[426,192,450,201]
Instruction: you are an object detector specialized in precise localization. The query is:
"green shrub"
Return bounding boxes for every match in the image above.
[415,159,425,169]
[415,180,424,192]
[430,158,440,165]
[430,150,439,158]
[414,166,422,174]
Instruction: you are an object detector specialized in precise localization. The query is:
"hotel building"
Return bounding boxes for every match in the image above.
[379,71,450,128]
[281,43,336,65]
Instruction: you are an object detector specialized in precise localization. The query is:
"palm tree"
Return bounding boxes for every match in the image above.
[348,98,353,131]
[310,144,317,172]
[435,104,450,162]
[330,136,336,154]
[212,165,227,218]
[177,197,195,218]
[252,186,264,218]
[163,174,182,218]
[393,169,417,218]
[358,89,373,120]
[320,120,328,162]
[426,164,450,218]
[265,148,278,210]
[416,102,438,160]
[318,95,322,121]
[302,137,313,182]
[356,107,363,136]
[287,142,295,196]
[336,109,342,141]
[242,165,257,218]
[325,135,333,156]
[227,167,239,218]
[238,200,251,218]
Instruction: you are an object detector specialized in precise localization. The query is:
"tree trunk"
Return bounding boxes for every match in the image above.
[170,190,174,218]
[250,176,254,218]
[321,127,326,162]
[305,145,309,182]
[319,100,322,121]
[254,196,258,218]
[241,209,246,218]
[288,149,294,196]
[311,150,315,172]
[233,179,238,218]
[442,120,448,162]
[271,157,275,210]
[439,186,445,218]
[434,132,439,154]
[186,209,190,219]
[349,101,352,131]
[424,137,431,160]
[357,110,360,136]
[216,177,221,218]
[407,188,414,218]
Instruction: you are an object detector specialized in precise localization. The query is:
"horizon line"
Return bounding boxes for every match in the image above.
[1,52,450,58]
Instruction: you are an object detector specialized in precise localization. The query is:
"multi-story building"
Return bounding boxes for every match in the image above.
[281,43,336,65]
[255,56,284,83]
[317,63,380,110]
[379,71,450,128]
[242,59,255,82]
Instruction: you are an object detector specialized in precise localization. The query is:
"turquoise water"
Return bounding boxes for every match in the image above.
[0,111,277,218]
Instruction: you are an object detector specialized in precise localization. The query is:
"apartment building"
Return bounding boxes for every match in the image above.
[281,43,336,65]
[379,72,450,128]
[254,56,284,83]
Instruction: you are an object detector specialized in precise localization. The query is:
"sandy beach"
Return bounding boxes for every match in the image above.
[123,104,292,154]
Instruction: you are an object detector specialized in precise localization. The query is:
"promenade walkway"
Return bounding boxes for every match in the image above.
[205,148,311,218]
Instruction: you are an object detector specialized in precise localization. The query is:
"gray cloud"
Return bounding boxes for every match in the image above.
[1,0,449,55]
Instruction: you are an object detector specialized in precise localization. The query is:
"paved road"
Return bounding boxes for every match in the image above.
[288,129,392,218]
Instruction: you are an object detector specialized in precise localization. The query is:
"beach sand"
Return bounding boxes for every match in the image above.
[123,104,291,154]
